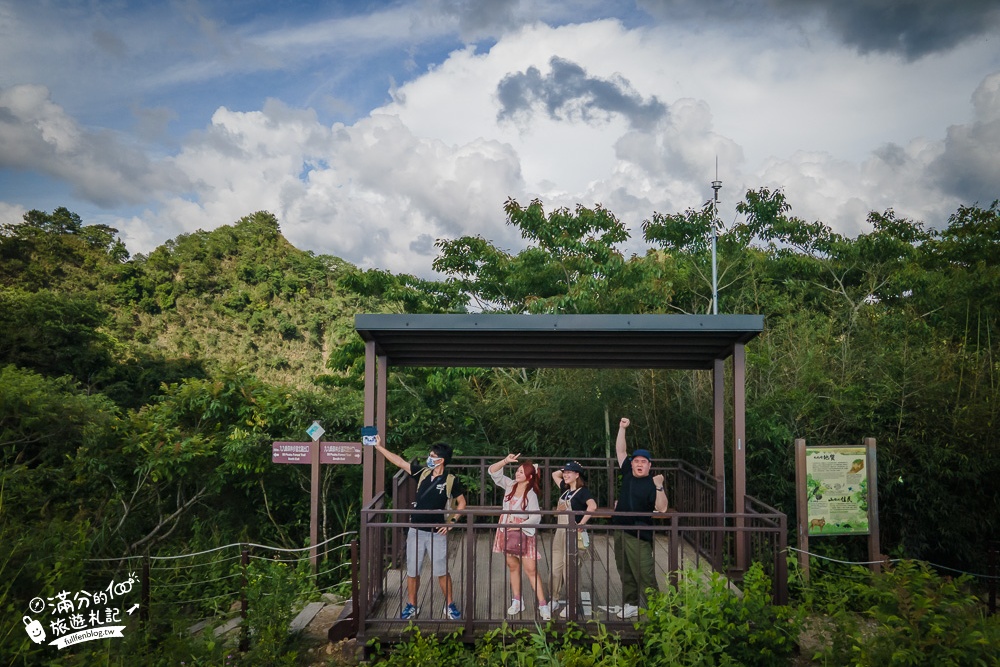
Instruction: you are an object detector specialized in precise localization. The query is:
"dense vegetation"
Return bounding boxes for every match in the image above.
[2,193,999,664]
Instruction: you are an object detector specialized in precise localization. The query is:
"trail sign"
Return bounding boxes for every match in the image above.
[306,421,325,441]
[272,442,312,464]
[320,442,362,465]
[271,428,361,573]
[272,441,362,465]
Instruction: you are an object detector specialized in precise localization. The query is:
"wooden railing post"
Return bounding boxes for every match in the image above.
[463,512,475,635]
[350,539,360,634]
[775,513,788,605]
[566,516,579,620]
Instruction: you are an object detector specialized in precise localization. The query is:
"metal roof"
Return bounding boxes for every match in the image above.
[354,314,763,369]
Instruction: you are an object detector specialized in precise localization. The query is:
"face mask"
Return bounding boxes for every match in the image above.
[426,456,441,469]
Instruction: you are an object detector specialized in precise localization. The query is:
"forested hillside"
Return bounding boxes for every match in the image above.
[2,195,999,662]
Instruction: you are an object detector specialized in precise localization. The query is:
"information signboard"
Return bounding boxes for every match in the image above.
[804,446,870,535]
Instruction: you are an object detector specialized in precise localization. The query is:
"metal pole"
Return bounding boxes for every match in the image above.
[711,174,721,315]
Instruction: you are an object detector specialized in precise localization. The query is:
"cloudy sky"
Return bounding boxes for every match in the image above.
[2,1,999,277]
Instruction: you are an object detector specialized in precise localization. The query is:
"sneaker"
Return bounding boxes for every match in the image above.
[617,604,639,619]
[550,599,563,612]
[506,599,523,615]
[400,603,419,620]
[558,606,568,619]
[444,602,461,620]
[538,603,551,620]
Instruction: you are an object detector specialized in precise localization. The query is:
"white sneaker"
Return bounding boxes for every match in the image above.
[558,606,568,618]
[506,599,523,615]
[617,604,639,619]
[538,603,551,620]
[549,599,561,612]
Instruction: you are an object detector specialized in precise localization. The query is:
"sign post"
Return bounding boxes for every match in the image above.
[271,422,362,573]
[307,422,324,573]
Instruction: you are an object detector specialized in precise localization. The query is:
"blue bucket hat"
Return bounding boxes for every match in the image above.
[631,449,652,462]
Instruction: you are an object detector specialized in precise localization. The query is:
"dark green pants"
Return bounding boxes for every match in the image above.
[614,531,655,607]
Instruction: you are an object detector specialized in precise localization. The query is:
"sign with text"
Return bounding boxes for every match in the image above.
[804,446,870,536]
[272,441,312,464]
[272,441,362,465]
[319,442,362,465]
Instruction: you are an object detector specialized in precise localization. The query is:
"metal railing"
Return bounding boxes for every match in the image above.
[358,456,787,642]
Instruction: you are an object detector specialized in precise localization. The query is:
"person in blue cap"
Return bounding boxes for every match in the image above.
[611,417,668,618]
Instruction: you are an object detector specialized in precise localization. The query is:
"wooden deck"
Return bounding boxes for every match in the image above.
[360,527,738,641]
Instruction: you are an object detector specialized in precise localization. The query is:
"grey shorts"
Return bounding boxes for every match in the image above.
[406,527,449,578]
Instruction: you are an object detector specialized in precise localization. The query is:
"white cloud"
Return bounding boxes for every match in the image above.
[0,85,185,207]
[4,6,999,279]
[128,101,523,276]
[0,201,27,228]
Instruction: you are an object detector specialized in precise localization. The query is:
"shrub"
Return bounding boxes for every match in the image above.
[853,560,1000,667]
[642,562,803,666]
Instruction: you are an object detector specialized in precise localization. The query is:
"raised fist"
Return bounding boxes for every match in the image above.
[619,417,630,429]
[653,474,665,487]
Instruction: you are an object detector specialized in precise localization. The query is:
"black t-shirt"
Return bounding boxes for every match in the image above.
[408,462,465,531]
[611,457,657,541]
[557,482,595,525]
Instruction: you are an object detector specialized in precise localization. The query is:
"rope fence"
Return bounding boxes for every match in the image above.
[80,530,359,646]
[786,546,1000,579]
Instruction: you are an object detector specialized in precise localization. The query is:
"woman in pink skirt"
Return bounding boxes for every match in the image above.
[489,453,550,620]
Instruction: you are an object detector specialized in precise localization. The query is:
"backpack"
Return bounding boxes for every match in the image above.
[416,468,458,522]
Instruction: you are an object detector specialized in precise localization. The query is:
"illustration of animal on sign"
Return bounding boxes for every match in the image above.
[809,518,826,531]
[849,459,864,474]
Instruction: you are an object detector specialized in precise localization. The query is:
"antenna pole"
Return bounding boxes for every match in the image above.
[711,160,722,315]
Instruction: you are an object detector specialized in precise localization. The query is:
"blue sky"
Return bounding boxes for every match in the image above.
[2,0,999,276]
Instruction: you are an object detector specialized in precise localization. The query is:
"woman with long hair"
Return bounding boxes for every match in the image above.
[550,461,597,617]
[488,452,550,620]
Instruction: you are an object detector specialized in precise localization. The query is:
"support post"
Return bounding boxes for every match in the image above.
[732,343,747,572]
[865,437,881,574]
[363,341,376,504]
[794,438,809,582]
[310,438,320,573]
[376,354,388,498]
[713,358,725,570]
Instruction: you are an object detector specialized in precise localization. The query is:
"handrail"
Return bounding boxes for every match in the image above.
[357,455,789,634]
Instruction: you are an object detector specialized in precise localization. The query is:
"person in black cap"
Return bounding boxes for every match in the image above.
[612,417,667,618]
[372,435,466,621]
[550,460,597,616]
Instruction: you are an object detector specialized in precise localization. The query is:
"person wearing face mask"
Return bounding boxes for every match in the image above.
[611,417,668,619]
[372,435,467,621]
[488,453,551,620]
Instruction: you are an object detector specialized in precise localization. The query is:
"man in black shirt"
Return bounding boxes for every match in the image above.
[373,435,467,620]
[611,417,667,618]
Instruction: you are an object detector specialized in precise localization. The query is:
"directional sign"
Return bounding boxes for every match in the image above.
[306,421,325,441]
[272,441,363,465]
[272,442,312,464]
[320,442,363,465]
